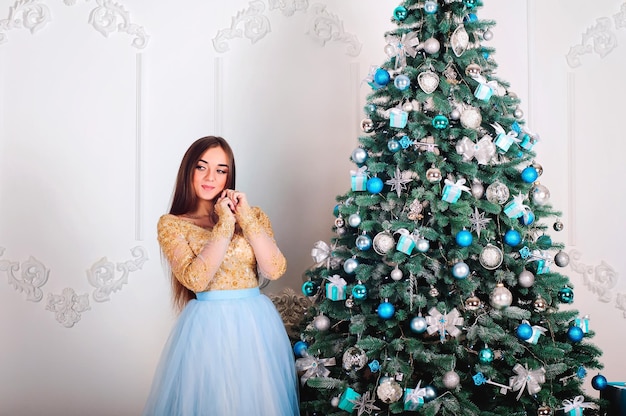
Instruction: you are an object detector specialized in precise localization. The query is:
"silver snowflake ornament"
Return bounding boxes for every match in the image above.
[350,391,381,416]
[385,167,413,197]
[469,207,491,237]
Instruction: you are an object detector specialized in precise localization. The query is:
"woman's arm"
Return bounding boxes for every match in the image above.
[236,206,287,280]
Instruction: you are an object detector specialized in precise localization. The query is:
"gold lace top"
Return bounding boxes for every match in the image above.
[157,207,287,292]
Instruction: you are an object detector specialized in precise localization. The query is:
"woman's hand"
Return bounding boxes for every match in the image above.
[215,193,236,221]
[223,189,249,214]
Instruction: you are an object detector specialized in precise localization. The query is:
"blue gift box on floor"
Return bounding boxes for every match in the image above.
[601,385,626,415]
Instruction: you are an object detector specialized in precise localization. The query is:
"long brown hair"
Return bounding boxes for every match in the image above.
[168,136,236,311]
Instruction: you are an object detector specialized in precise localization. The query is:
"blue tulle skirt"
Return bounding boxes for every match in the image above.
[143,287,299,416]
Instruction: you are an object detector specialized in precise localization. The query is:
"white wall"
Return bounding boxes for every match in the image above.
[0,0,623,414]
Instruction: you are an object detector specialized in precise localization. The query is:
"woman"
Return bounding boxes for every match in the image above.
[143,136,299,415]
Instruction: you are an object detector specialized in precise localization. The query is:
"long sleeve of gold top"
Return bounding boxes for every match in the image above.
[235,206,287,280]
[157,214,235,292]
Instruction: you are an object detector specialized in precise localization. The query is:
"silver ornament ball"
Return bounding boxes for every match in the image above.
[390,267,403,281]
[514,107,524,119]
[479,244,503,270]
[314,314,331,331]
[555,251,570,267]
[450,108,461,120]
[342,346,368,371]
[410,316,427,333]
[376,379,403,403]
[486,181,510,204]
[331,397,340,407]
[373,231,395,255]
[416,238,430,253]
[423,37,441,54]
[482,29,494,41]
[442,370,461,389]
[471,180,485,199]
[348,213,362,228]
[518,269,535,288]
[531,183,550,205]
[490,283,513,309]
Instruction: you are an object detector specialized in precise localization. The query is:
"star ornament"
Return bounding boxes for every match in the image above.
[350,391,381,416]
[385,167,413,197]
[469,207,491,237]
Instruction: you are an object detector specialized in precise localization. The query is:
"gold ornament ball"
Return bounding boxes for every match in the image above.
[361,118,374,133]
[534,296,548,312]
[426,167,442,182]
[490,283,513,309]
[537,405,552,415]
[465,295,482,311]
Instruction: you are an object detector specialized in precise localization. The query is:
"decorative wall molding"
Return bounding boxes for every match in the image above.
[569,249,625,318]
[0,0,52,44]
[46,287,90,328]
[87,246,148,302]
[0,0,150,48]
[0,247,49,302]
[1,246,147,327]
[213,0,362,56]
[566,2,626,68]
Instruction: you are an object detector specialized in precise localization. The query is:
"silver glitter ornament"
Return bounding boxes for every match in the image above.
[373,231,395,255]
[313,313,331,331]
[442,370,460,389]
[460,106,482,129]
[486,181,510,204]
[490,283,513,309]
[376,379,403,403]
[342,346,367,371]
[345,298,355,308]
[537,405,552,415]
[471,179,485,199]
[518,269,535,288]
[554,250,570,267]
[479,244,503,270]
[423,37,441,54]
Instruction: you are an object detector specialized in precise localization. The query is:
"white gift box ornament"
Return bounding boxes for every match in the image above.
[491,122,520,152]
[389,108,408,128]
[351,166,368,191]
[441,177,471,203]
[325,275,347,301]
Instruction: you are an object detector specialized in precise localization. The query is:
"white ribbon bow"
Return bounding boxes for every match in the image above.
[425,307,464,342]
[295,353,336,386]
[350,166,368,177]
[470,73,502,96]
[443,178,471,194]
[560,395,599,413]
[385,32,420,70]
[325,274,347,288]
[492,123,520,142]
[509,363,545,400]
[405,380,427,405]
[455,136,496,165]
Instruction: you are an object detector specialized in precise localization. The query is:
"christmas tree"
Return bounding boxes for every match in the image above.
[295,1,605,415]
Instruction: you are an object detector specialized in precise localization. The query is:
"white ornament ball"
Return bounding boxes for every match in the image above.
[460,107,482,129]
[490,283,513,309]
[482,29,494,41]
[531,183,551,205]
[450,108,461,120]
[423,37,441,54]
[518,269,535,288]
[479,244,503,270]
[331,397,340,407]
[471,181,485,199]
[416,238,430,253]
[390,267,403,281]
[373,231,395,255]
[376,379,403,403]
[313,314,331,331]
[442,370,461,389]
[348,213,362,228]
[514,107,524,119]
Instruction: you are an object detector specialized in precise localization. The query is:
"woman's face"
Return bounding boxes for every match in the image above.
[192,146,230,202]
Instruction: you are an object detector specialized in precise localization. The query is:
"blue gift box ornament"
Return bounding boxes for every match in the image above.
[338,387,361,412]
[519,127,540,151]
[525,323,547,345]
[575,316,590,333]
[504,193,529,219]
[559,395,599,415]
[325,275,347,301]
[470,73,499,102]
[404,381,427,411]
[395,228,418,255]
[389,108,408,128]
[351,166,368,191]
[491,122,520,152]
[441,177,471,203]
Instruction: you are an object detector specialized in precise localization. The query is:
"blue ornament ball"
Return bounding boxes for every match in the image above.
[374,68,391,86]
[504,229,522,246]
[478,347,494,364]
[536,234,552,249]
[592,374,608,391]
[410,316,427,334]
[394,74,411,91]
[558,287,574,304]
[516,323,533,340]
[567,326,584,343]
[464,13,478,23]
[464,0,477,8]
[352,283,367,300]
[343,258,359,274]
[377,302,395,319]
[455,229,473,247]
[424,1,438,14]
[366,177,384,194]
[393,6,408,21]
[452,262,470,280]
[351,147,368,165]
[521,166,539,183]
[293,341,308,357]
[333,204,340,217]
[432,115,449,129]
[301,281,318,297]
[356,235,372,251]
[365,103,377,114]
[423,385,438,402]
[387,139,401,153]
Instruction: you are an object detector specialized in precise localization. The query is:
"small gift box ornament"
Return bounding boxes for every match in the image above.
[536,259,550,275]
[492,122,520,152]
[389,108,409,128]
[470,73,499,102]
[504,194,529,219]
[325,275,347,301]
[351,166,368,191]
[560,395,599,415]
[338,387,362,412]
[575,316,590,333]
[403,381,427,411]
[441,177,471,204]
[395,228,418,255]
[519,126,540,151]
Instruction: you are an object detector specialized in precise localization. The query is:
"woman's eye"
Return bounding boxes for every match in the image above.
[217,169,228,174]
[195,165,206,171]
